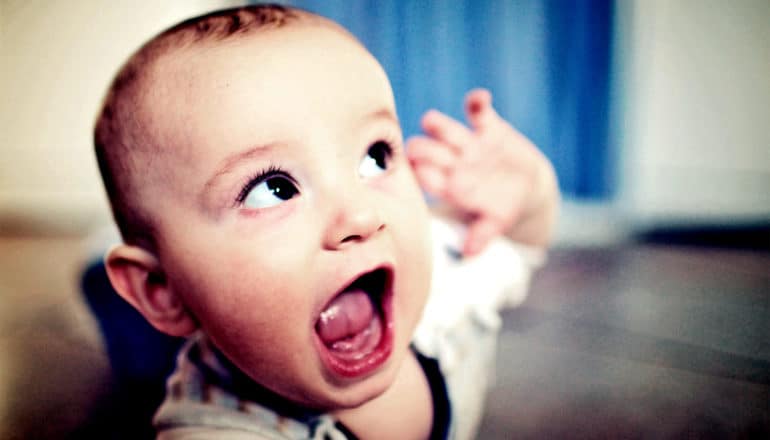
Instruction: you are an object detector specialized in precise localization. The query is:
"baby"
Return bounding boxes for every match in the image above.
[94,5,558,440]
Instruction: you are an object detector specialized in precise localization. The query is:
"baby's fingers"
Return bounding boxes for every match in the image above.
[465,88,501,131]
[406,135,460,172]
[421,109,475,153]
[410,161,448,196]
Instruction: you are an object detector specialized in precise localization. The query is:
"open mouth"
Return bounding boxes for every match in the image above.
[314,267,393,378]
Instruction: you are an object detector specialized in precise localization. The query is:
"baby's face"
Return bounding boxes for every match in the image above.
[138,24,432,409]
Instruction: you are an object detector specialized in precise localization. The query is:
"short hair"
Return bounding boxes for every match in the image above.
[94,4,307,250]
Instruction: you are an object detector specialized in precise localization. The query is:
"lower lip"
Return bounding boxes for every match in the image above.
[315,288,394,379]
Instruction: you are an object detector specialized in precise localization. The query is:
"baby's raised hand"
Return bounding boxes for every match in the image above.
[407,89,558,256]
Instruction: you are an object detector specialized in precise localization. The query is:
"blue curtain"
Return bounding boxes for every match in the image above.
[286,0,614,199]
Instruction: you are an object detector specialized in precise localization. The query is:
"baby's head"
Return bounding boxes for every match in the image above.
[94,5,432,410]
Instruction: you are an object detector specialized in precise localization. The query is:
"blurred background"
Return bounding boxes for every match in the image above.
[1,0,768,438]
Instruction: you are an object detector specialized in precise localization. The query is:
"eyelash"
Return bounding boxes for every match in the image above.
[372,135,400,162]
[375,138,395,155]
[235,165,293,205]
[232,136,400,206]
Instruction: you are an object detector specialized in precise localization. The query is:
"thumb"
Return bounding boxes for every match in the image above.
[463,216,502,257]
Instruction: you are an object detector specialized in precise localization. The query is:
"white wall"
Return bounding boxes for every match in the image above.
[0,0,239,234]
[616,0,770,228]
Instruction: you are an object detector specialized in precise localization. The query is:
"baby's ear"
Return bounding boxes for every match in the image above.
[104,244,197,337]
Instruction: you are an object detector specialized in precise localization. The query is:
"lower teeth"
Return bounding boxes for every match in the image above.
[326,313,382,360]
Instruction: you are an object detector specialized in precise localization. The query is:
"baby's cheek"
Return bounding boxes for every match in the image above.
[176,259,300,329]
[199,282,308,369]
[398,217,432,323]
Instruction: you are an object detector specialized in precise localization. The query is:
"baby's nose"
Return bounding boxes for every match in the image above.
[322,193,385,250]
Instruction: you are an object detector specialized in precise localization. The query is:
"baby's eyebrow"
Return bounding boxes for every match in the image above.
[363,107,399,126]
[203,142,279,192]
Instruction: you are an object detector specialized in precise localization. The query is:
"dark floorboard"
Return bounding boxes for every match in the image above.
[478,244,770,438]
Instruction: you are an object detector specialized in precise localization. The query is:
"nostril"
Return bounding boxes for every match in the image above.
[339,224,385,245]
[341,234,362,244]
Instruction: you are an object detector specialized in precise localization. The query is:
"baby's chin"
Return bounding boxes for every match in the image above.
[318,347,406,410]
[281,339,409,413]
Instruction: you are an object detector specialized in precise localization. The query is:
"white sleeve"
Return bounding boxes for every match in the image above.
[412,217,546,440]
[413,216,545,363]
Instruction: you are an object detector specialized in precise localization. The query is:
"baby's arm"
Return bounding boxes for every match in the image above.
[407,89,559,255]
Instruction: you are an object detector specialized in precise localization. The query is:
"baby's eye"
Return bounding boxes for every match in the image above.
[242,175,298,209]
[358,141,393,178]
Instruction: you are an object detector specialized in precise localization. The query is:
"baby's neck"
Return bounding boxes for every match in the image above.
[333,351,433,440]
[207,341,435,438]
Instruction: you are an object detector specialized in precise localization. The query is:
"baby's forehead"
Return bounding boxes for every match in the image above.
[161,19,355,65]
[142,20,363,104]
[134,21,392,165]
[141,23,384,122]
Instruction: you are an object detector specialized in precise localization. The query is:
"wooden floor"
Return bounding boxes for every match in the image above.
[0,236,111,440]
[0,236,768,438]
[479,244,770,438]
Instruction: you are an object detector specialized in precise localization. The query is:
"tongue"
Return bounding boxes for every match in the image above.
[316,289,374,346]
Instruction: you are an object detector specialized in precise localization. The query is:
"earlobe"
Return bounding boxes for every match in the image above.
[104,244,197,337]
